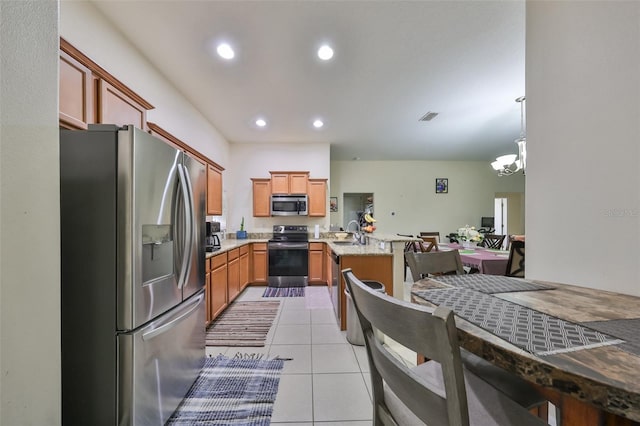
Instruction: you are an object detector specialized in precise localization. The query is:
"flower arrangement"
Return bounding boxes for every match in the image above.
[457,225,483,244]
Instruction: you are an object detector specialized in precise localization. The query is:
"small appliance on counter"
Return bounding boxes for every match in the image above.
[206,221,222,252]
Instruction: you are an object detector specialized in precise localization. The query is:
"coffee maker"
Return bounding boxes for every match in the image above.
[205,221,222,252]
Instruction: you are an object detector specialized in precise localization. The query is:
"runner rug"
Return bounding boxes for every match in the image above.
[206,300,280,347]
[166,354,284,425]
[262,287,306,298]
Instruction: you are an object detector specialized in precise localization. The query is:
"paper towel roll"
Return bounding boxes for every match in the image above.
[314,224,320,239]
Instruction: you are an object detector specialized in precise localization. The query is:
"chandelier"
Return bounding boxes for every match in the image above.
[491,96,526,176]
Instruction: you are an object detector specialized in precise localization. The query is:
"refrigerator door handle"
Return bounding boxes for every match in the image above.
[181,163,196,289]
[142,292,204,341]
[176,163,192,290]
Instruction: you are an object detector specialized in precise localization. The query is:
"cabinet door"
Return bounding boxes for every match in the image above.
[205,271,212,324]
[252,179,271,217]
[59,50,93,129]
[270,173,289,194]
[228,257,240,302]
[98,79,147,130]
[211,263,228,319]
[239,248,249,291]
[251,244,268,284]
[308,249,324,284]
[289,173,309,194]
[308,179,327,217]
[207,164,223,215]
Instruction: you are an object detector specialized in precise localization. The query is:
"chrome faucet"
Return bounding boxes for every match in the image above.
[346,220,366,244]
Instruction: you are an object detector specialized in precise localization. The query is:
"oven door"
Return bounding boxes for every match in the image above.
[268,241,309,287]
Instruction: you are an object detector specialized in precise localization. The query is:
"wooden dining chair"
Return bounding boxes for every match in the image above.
[419,231,441,243]
[479,234,506,249]
[419,235,439,252]
[505,240,525,277]
[341,268,548,426]
[405,250,464,281]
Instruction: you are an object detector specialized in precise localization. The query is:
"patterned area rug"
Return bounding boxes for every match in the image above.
[206,301,280,347]
[413,287,623,356]
[262,287,306,297]
[166,355,284,425]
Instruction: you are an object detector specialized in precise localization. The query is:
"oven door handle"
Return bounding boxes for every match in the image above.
[268,242,309,250]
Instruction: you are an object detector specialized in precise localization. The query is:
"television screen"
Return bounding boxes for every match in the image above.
[481,217,494,228]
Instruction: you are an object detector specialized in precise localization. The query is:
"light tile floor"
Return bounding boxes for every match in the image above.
[206,278,556,426]
[206,285,378,425]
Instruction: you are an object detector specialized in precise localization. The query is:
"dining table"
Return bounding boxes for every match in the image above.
[411,274,640,426]
[438,242,510,275]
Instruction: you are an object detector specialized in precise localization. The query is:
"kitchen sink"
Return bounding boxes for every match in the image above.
[332,240,360,245]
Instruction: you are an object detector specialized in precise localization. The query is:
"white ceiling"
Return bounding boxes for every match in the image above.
[90,0,525,161]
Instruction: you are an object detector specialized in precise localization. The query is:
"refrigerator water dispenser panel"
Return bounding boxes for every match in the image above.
[142,224,174,283]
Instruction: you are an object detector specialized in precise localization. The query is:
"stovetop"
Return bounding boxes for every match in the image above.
[270,225,309,242]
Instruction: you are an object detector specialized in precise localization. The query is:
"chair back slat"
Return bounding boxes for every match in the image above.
[505,240,525,277]
[479,234,506,249]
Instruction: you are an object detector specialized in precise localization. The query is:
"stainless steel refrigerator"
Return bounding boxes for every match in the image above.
[60,125,206,425]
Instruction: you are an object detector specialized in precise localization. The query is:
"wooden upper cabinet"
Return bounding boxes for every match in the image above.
[207,164,223,215]
[59,50,94,129]
[252,178,271,217]
[98,79,148,130]
[59,38,154,131]
[270,171,309,194]
[308,178,327,217]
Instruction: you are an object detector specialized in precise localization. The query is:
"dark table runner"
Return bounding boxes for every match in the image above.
[431,274,554,294]
[583,318,640,357]
[412,287,623,356]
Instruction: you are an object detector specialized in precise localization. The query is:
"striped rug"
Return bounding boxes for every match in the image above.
[166,354,284,425]
[262,287,306,298]
[206,301,280,347]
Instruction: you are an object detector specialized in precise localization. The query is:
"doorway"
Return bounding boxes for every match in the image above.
[342,193,373,231]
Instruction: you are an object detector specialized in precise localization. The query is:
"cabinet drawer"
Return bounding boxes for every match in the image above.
[239,245,249,256]
[253,243,267,251]
[211,253,227,269]
[309,242,324,251]
[206,257,212,272]
[228,248,240,261]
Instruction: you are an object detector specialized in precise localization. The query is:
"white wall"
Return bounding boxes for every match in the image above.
[526,1,640,295]
[60,1,230,167]
[1,1,61,424]
[331,160,525,237]
[228,143,331,234]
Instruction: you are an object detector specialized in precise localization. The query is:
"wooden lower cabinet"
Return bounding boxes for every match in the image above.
[228,248,240,302]
[308,242,325,284]
[338,255,393,330]
[239,245,249,291]
[210,252,228,323]
[251,243,268,284]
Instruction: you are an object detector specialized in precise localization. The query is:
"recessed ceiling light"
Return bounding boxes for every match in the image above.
[255,118,267,127]
[317,44,334,60]
[313,119,324,129]
[216,43,235,60]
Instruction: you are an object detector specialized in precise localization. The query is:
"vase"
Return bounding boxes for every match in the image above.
[236,230,247,239]
[462,240,472,249]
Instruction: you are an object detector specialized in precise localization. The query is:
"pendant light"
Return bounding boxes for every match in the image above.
[492,96,526,176]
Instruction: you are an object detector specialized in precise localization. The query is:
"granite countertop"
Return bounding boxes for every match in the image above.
[205,238,268,258]
[205,234,401,258]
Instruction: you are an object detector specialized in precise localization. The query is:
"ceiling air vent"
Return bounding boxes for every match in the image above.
[419,111,439,122]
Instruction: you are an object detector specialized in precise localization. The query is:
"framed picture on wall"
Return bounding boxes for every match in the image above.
[435,178,448,194]
[330,197,338,212]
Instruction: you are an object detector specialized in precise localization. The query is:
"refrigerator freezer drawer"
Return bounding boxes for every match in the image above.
[118,291,205,426]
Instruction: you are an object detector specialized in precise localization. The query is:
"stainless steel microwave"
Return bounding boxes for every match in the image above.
[271,195,308,216]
